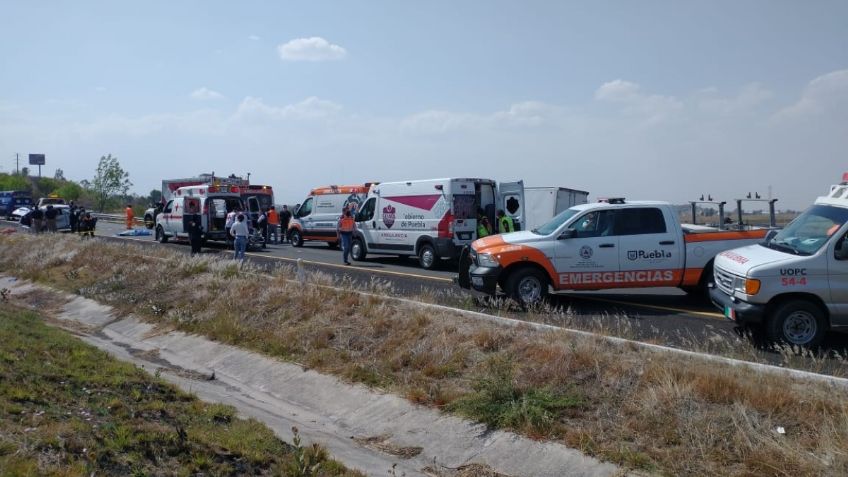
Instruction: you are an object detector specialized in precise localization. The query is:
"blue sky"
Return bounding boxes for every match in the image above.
[1,1,846,209]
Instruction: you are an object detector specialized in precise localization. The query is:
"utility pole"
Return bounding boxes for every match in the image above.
[15,153,19,174]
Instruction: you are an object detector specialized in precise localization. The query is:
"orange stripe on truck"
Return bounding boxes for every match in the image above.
[681,268,704,287]
[684,229,768,243]
[476,236,560,286]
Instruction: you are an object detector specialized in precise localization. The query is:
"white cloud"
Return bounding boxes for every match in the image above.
[234,96,342,121]
[277,37,347,62]
[190,87,225,101]
[774,69,848,121]
[698,83,773,115]
[248,34,261,41]
[595,79,682,124]
[400,101,564,135]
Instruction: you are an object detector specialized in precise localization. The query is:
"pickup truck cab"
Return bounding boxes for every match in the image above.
[460,198,768,306]
[710,178,848,348]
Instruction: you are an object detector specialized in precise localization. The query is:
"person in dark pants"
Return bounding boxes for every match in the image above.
[257,208,268,249]
[279,205,292,244]
[188,215,203,255]
[31,207,44,234]
[338,208,355,265]
[44,205,58,233]
[68,201,78,233]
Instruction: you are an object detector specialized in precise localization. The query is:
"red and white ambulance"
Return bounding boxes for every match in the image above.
[154,184,243,243]
[460,198,769,305]
[288,184,372,247]
[350,178,524,269]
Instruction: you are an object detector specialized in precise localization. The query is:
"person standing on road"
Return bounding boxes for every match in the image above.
[44,205,58,233]
[257,208,268,249]
[267,206,280,244]
[225,207,238,249]
[497,209,514,234]
[125,204,134,230]
[31,207,44,234]
[338,208,355,265]
[68,201,78,233]
[279,205,292,244]
[188,216,203,256]
[476,208,491,239]
[80,212,97,238]
[230,213,249,261]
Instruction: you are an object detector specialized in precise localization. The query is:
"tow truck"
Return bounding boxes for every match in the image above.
[459,198,769,306]
[711,175,848,348]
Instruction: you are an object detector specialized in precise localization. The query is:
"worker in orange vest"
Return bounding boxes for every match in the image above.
[337,208,356,265]
[125,204,134,229]
[267,206,280,244]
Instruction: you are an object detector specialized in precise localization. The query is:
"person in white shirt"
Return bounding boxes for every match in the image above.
[225,208,238,249]
[230,214,250,261]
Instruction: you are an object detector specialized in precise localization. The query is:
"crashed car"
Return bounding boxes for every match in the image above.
[10,206,31,222]
[17,205,72,231]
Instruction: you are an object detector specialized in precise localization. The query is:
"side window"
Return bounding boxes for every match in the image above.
[835,233,848,261]
[614,208,667,236]
[297,198,313,218]
[357,198,376,222]
[573,210,615,238]
[163,200,173,213]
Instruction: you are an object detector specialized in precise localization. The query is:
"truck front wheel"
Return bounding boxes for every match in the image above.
[505,267,549,308]
[156,226,168,244]
[766,300,827,348]
[290,229,303,247]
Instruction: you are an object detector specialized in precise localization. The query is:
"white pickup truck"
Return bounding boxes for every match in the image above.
[459,199,769,306]
[710,178,848,348]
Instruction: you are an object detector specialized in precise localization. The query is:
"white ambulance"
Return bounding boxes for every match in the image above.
[350,178,524,269]
[154,184,243,243]
[288,184,372,247]
[711,176,848,348]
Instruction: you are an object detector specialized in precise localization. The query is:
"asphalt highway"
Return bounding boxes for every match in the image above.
[5,219,848,373]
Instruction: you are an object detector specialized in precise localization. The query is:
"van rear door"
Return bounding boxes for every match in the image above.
[497,180,525,231]
[451,179,477,243]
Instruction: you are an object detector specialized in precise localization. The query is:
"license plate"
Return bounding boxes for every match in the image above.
[724,306,736,320]
[472,276,484,287]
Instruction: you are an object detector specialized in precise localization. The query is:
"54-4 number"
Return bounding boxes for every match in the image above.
[781,277,807,286]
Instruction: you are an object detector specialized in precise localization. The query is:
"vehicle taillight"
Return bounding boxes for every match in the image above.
[438,212,454,238]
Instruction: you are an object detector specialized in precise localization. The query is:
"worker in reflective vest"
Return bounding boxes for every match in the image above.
[338,209,356,265]
[125,205,134,230]
[497,209,514,234]
[476,208,491,239]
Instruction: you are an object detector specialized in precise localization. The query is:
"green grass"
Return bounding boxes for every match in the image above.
[0,305,361,477]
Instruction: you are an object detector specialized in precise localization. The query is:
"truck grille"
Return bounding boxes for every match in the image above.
[713,265,738,295]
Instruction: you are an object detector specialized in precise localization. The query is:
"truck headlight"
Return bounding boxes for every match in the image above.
[734,278,761,296]
[477,253,500,268]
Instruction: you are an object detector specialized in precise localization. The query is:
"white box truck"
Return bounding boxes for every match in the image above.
[524,187,590,231]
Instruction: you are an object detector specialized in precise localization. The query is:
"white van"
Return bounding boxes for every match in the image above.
[350,178,524,269]
[155,184,243,243]
[289,184,372,247]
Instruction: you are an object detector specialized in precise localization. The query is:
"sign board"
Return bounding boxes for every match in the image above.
[28,154,45,165]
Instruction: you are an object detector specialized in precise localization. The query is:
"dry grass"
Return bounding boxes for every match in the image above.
[2,233,848,476]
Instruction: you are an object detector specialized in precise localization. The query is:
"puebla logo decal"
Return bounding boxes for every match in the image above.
[383,205,396,229]
[579,245,593,260]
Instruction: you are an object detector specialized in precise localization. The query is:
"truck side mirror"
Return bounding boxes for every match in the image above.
[558,228,576,240]
[763,229,778,243]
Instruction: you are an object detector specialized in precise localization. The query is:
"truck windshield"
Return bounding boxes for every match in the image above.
[764,204,848,256]
[533,208,580,235]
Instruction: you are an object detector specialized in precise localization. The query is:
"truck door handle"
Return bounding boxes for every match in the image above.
[659,240,675,245]
[372,221,376,228]
[599,243,615,248]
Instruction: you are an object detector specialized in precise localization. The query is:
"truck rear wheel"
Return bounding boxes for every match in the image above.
[505,267,549,308]
[418,243,437,269]
[144,214,155,229]
[290,229,303,247]
[766,300,827,348]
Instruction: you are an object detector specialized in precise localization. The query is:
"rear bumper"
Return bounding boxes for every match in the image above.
[709,288,766,324]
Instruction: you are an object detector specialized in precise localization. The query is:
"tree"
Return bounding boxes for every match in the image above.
[55,182,84,201]
[148,189,162,205]
[54,168,65,181]
[20,167,29,177]
[92,154,132,211]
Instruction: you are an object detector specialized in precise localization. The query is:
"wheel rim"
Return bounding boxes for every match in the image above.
[156,228,162,241]
[783,310,817,345]
[352,242,361,259]
[421,248,434,268]
[518,276,542,304]
[292,231,301,244]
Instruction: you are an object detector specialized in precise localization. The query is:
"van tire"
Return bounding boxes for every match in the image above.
[418,243,437,270]
[156,226,168,244]
[766,299,827,349]
[505,267,549,308]
[144,214,155,229]
[351,239,366,261]
[290,229,303,247]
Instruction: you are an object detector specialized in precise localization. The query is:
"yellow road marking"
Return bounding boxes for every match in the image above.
[568,294,725,320]
[97,231,453,283]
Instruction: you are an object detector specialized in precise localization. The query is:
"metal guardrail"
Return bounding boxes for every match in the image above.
[92,213,145,226]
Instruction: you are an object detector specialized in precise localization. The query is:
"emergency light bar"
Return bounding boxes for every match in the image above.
[598,197,625,204]
[842,172,848,184]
